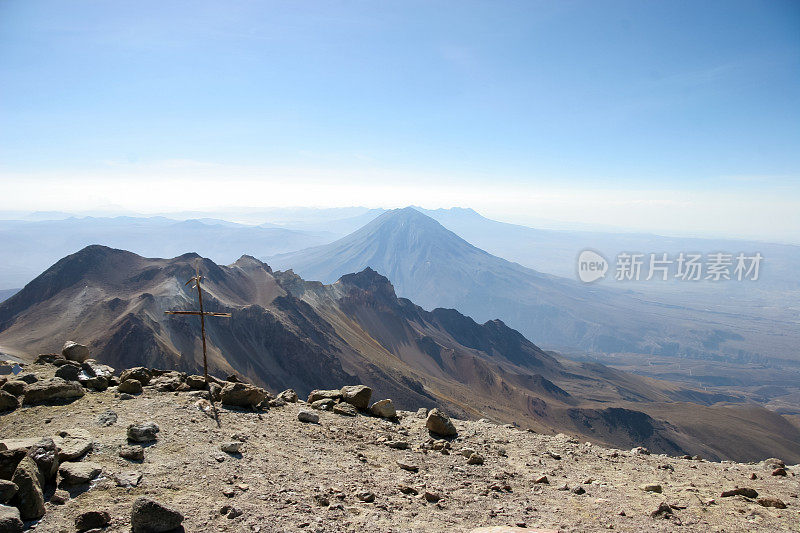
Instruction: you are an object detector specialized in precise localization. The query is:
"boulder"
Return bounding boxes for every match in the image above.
[120,367,152,385]
[54,363,81,381]
[62,341,90,363]
[114,471,142,488]
[10,456,45,520]
[277,389,298,403]
[340,385,372,410]
[186,375,206,390]
[27,438,59,481]
[0,479,17,503]
[58,461,102,485]
[75,510,111,531]
[426,408,458,437]
[131,497,184,533]
[118,379,143,394]
[219,382,267,407]
[54,428,93,461]
[307,389,342,403]
[311,398,334,411]
[149,372,185,392]
[333,402,358,416]
[22,377,85,405]
[370,399,396,418]
[119,445,145,462]
[0,450,27,480]
[0,504,23,533]
[298,410,319,424]
[78,374,108,391]
[127,422,159,443]
[1,381,25,396]
[0,391,19,412]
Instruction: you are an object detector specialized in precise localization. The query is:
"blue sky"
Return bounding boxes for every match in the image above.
[1,1,799,240]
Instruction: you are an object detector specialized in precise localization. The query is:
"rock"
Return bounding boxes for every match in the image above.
[369,399,397,418]
[298,410,319,424]
[721,487,758,498]
[424,490,441,503]
[571,486,586,495]
[460,447,476,458]
[631,446,650,455]
[0,504,23,533]
[758,497,787,509]
[385,440,409,450]
[10,456,45,520]
[397,459,419,472]
[75,510,111,531]
[127,422,159,443]
[0,479,17,503]
[356,491,376,503]
[27,437,59,481]
[640,484,663,493]
[340,385,372,410]
[307,389,342,403]
[0,449,27,480]
[119,445,145,461]
[219,382,267,407]
[117,378,143,394]
[17,374,37,384]
[49,489,69,504]
[185,375,206,389]
[78,374,109,391]
[651,502,672,518]
[398,484,418,495]
[311,398,335,411]
[131,497,184,533]
[113,471,142,488]
[546,451,561,460]
[277,389,298,403]
[534,475,549,484]
[772,467,788,476]
[416,407,428,418]
[120,367,152,385]
[467,453,485,465]
[220,442,243,454]
[268,398,286,408]
[62,341,90,362]
[333,402,358,416]
[22,377,85,405]
[58,461,101,485]
[149,372,185,392]
[54,363,82,381]
[471,529,557,533]
[1,381,25,396]
[54,428,93,461]
[426,408,457,437]
[96,409,118,427]
[0,391,19,412]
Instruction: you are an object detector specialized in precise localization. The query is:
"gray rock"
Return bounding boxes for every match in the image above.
[118,379,143,394]
[131,497,184,533]
[426,408,457,437]
[0,479,17,503]
[333,402,358,416]
[58,461,101,485]
[27,438,59,481]
[758,497,787,509]
[17,374,37,384]
[641,483,663,493]
[219,382,267,407]
[721,487,758,498]
[0,391,19,412]
[466,452,485,465]
[311,398,334,411]
[0,449,27,480]
[277,389,298,403]
[22,377,85,405]
[396,459,419,472]
[370,399,397,418]
[49,489,69,505]
[307,389,342,403]
[415,407,428,418]
[120,367,152,385]
[119,445,144,461]
[113,471,142,488]
[96,409,118,427]
[75,510,111,532]
[54,428,93,461]
[127,422,159,443]
[1,381,26,396]
[340,385,372,410]
[149,372,184,392]
[78,374,108,391]
[54,363,81,381]
[220,442,242,454]
[298,410,319,424]
[186,375,206,390]
[10,456,45,520]
[268,398,286,408]
[62,341,91,362]
[0,504,23,533]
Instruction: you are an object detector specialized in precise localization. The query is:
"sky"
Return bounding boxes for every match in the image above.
[1,1,799,242]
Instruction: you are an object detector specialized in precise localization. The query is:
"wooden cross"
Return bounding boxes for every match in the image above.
[165,266,231,386]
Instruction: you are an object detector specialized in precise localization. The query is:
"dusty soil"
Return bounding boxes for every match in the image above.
[1,362,799,532]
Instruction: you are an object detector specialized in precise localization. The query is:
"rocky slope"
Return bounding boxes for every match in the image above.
[0,357,798,532]
[1,246,800,463]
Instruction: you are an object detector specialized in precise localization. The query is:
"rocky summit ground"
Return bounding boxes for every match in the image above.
[1,358,799,533]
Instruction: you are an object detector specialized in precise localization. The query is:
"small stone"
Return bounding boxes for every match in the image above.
[131,497,184,533]
[423,491,441,503]
[651,502,672,518]
[277,389,298,402]
[546,451,561,460]
[340,385,372,410]
[356,491,375,503]
[96,409,118,427]
[0,504,23,533]
[298,410,319,424]
[398,485,418,495]
[114,471,142,488]
[332,402,358,416]
[118,379,143,394]
[415,407,428,418]
[127,422,159,443]
[58,461,102,485]
[385,440,409,450]
[54,363,81,381]
[62,341,90,362]
[397,459,419,472]
[50,489,69,504]
[307,389,342,403]
[369,399,396,418]
[721,487,758,498]
[749,473,757,480]
[534,475,549,484]
[772,467,788,477]
[220,442,243,454]
[54,428,93,461]
[119,445,145,461]
[311,398,335,410]
[75,510,111,532]
[268,398,286,408]
[186,375,206,390]
[0,480,17,503]
[0,391,19,412]
[467,453,485,465]
[757,497,787,509]
[640,484,663,493]
[571,486,586,495]
[426,408,457,437]
[631,446,650,455]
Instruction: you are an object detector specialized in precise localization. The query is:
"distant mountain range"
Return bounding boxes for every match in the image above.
[1,244,798,462]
